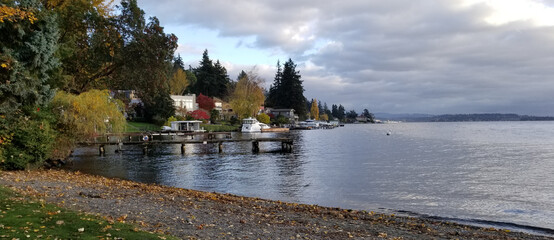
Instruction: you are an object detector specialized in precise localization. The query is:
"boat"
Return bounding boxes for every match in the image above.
[262,127,289,132]
[241,117,270,132]
[298,119,319,128]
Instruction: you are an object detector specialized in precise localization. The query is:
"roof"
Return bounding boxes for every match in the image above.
[271,109,295,112]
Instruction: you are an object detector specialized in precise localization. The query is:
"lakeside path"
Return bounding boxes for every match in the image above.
[0,170,551,240]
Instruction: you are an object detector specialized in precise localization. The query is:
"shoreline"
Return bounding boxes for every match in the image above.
[1,169,552,239]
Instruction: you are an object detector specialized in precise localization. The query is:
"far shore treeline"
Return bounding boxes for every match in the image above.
[0,0,369,170]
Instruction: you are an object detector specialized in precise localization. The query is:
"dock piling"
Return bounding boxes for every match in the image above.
[252,141,260,153]
[99,145,105,156]
[181,144,186,154]
[218,142,223,153]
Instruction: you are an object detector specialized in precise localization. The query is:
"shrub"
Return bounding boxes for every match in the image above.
[0,108,57,170]
[188,110,210,120]
[256,113,270,124]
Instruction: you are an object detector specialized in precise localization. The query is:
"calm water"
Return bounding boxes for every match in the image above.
[70,122,554,233]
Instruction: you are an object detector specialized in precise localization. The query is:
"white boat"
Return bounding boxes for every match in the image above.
[241,117,270,132]
[298,119,319,128]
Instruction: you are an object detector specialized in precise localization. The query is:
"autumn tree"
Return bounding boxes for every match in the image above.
[47,0,119,93]
[48,89,125,160]
[50,90,126,139]
[230,69,265,119]
[169,68,189,95]
[197,93,215,111]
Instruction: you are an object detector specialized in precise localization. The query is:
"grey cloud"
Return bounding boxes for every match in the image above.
[139,0,554,115]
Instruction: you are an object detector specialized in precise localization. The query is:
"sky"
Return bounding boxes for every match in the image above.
[136,0,554,115]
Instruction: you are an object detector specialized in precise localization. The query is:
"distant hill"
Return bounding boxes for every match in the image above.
[374,113,554,122]
[373,113,435,121]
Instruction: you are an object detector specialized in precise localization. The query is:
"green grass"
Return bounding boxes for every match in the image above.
[125,121,161,132]
[0,186,177,240]
[201,124,240,132]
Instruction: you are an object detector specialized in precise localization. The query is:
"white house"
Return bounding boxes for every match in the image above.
[170,94,198,115]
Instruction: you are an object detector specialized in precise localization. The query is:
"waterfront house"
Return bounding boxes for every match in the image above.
[269,109,299,123]
[171,94,198,116]
[170,120,204,132]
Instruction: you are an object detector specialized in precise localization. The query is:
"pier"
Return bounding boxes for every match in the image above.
[78,132,293,155]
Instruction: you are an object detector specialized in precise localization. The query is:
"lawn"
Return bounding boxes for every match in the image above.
[125,121,161,132]
[201,124,240,132]
[0,186,177,240]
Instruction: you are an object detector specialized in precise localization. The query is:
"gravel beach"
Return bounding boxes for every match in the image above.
[0,170,551,239]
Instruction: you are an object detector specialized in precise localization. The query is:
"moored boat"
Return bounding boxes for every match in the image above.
[241,117,270,132]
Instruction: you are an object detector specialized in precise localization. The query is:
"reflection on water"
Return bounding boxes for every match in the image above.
[70,122,554,232]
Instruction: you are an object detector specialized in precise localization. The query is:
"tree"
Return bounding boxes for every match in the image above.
[338,105,346,120]
[193,50,230,98]
[363,108,375,123]
[346,110,358,120]
[210,109,219,123]
[1,0,59,115]
[50,89,126,139]
[257,113,270,124]
[230,69,265,119]
[323,102,333,120]
[0,1,60,170]
[188,109,209,120]
[112,1,178,122]
[169,68,189,95]
[331,104,338,119]
[266,59,306,119]
[197,93,215,111]
[310,99,319,120]
[319,113,329,121]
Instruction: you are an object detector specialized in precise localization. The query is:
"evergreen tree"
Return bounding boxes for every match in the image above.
[213,60,230,98]
[1,0,59,114]
[338,104,346,120]
[266,61,282,107]
[363,108,375,123]
[267,59,306,118]
[331,104,338,119]
[193,50,229,99]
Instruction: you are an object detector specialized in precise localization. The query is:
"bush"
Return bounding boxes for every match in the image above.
[210,109,220,123]
[0,109,57,170]
[273,115,289,125]
[256,113,270,124]
[229,116,239,125]
[164,116,177,126]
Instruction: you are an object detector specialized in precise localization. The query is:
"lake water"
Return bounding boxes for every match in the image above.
[69,122,554,234]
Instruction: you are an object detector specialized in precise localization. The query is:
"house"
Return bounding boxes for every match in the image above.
[356,115,369,123]
[171,94,198,116]
[170,120,204,132]
[269,109,298,123]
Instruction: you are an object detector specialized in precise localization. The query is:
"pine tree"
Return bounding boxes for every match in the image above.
[0,0,59,114]
[268,59,306,118]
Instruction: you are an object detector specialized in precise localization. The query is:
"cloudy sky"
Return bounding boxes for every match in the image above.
[137,0,554,115]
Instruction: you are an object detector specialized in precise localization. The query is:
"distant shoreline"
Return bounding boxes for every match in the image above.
[1,170,551,239]
[374,113,554,122]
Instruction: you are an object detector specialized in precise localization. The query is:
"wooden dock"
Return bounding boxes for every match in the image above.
[78,133,293,155]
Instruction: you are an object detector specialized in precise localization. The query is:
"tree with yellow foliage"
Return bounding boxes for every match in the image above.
[50,89,125,139]
[169,68,189,95]
[230,70,265,119]
[310,99,319,120]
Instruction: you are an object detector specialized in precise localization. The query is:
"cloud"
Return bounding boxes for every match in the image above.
[138,0,554,115]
